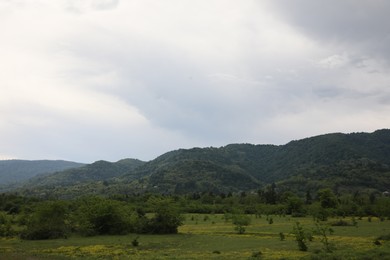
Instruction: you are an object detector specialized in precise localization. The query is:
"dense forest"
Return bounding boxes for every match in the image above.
[2,129,389,198]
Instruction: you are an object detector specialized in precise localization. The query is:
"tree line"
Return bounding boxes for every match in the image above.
[1,186,390,240]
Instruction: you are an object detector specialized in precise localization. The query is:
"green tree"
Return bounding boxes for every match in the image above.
[263,183,278,204]
[232,214,251,234]
[314,222,334,252]
[0,212,14,237]
[292,222,308,251]
[283,193,304,215]
[21,201,69,240]
[318,189,338,209]
[147,198,183,234]
[75,197,134,236]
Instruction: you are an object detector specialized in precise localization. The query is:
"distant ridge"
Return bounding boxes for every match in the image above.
[5,129,390,198]
[0,160,85,185]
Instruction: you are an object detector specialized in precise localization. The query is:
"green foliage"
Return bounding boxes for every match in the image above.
[0,211,14,237]
[283,193,304,214]
[330,219,353,226]
[5,129,390,198]
[73,197,135,236]
[377,233,390,241]
[21,201,69,240]
[131,236,139,247]
[146,198,183,234]
[318,189,338,209]
[314,222,334,252]
[232,214,251,234]
[292,222,308,251]
[20,159,145,197]
[251,251,263,258]
[1,214,390,259]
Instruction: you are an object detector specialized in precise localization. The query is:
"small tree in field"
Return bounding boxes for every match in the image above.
[314,222,334,252]
[292,222,308,251]
[147,198,183,234]
[232,214,251,234]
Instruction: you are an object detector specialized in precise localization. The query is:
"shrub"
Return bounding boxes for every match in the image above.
[21,201,69,240]
[74,197,134,236]
[145,198,183,234]
[0,212,15,237]
[330,219,352,226]
[377,233,390,241]
[314,222,334,252]
[232,214,251,234]
[251,251,262,258]
[131,236,139,247]
[292,222,308,251]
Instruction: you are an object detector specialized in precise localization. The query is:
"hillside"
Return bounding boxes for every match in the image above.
[116,129,390,194]
[0,160,84,185]
[25,158,145,187]
[8,129,390,197]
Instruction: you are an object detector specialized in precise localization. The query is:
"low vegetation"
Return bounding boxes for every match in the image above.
[0,189,390,259]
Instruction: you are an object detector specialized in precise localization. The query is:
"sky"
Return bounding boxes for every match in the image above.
[1,0,390,163]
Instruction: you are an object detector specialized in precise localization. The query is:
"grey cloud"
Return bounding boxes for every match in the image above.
[2,1,390,162]
[267,0,390,63]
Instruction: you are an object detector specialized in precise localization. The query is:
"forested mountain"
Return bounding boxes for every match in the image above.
[7,129,390,198]
[25,159,145,187]
[0,160,84,185]
[118,129,390,194]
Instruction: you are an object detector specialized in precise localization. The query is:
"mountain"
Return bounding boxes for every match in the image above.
[25,158,145,187]
[0,160,85,185]
[8,129,390,197]
[120,129,390,194]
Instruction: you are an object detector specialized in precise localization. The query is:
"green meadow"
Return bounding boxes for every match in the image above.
[1,214,390,259]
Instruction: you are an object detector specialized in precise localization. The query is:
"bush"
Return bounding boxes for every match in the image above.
[131,236,140,247]
[292,222,308,251]
[330,219,353,226]
[251,251,262,258]
[21,201,69,240]
[232,214,251,234]
[74,197,135,236]
[0,212,14,237]
[377,233,390,241]
[145,198,183,234]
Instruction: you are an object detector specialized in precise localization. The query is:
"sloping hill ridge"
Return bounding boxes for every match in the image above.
[10,129,390,197]
[120,129,390,194]
[0,160,85,185]
[25,158,145,187]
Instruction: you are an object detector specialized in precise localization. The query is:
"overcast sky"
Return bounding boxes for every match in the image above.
[1,0,390,163]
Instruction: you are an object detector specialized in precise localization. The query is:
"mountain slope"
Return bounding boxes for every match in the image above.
[119,129,390,194]
[9,129,390,197]
[25,158,145,187]
[0,160,85,185]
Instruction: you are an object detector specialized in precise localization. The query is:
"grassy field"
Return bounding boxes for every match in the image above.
[1,214,390,259]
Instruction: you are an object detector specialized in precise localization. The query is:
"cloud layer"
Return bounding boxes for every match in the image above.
[1,0,389,162]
